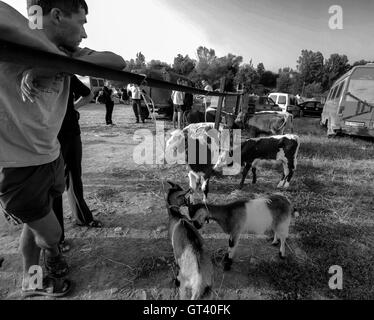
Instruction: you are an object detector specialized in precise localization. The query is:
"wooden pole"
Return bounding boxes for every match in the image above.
[215,77,226,130]
[234,83,243,116]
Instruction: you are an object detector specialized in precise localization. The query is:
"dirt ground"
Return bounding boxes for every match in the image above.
[1,103,373,300]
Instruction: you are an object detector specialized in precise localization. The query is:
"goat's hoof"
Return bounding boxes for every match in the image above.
[279,252,286,260]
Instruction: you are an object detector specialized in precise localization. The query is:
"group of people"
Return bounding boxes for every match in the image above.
[171,79,210,129]
[96,83,148,125]
[0,0,126,297]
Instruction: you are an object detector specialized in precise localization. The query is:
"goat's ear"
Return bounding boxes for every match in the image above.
[167,181,183,191]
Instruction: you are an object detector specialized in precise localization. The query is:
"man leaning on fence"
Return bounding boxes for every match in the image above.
[0,0,126,297]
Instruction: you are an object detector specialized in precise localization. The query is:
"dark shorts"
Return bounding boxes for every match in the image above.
[0,155,65,225]
[174,104,183,112]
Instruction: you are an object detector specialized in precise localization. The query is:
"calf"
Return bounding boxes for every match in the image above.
[166,182,214,300]
[215,134,300,189]
[188,194,299,271]
[166,123,224,203]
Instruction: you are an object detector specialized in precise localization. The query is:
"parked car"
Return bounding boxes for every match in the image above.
[254,96,283,112]
[298,101,324,117]
[268,93,300,117]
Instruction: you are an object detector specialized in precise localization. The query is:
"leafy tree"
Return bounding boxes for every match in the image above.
[135,52,146,69]
[303,82,323,98]
[259,70,278,88]
[257,63,265,79]
[172,54,196,76]
[297,50,324,85]
[124,59,136,72]
[234,64,259,93]
[147,60,171,71]
[322,54,350,90]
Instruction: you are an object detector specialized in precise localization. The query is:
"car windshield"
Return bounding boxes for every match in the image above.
[347,68,374,103]
[268,97,276,104]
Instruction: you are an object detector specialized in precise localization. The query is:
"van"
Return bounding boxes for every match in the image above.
[268,93,300,116]
[321,64,374,138]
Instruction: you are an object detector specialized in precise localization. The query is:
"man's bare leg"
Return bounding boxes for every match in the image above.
[21,210,62,290]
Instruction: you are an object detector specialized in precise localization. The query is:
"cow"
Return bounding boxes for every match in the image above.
[235,111,294,138]
[215,134,300,190]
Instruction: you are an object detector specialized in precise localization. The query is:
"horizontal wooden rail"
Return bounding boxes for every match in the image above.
[0,39,241,97]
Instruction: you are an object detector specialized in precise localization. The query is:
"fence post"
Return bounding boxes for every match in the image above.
[215,77,226,130]
[234,83,243,116]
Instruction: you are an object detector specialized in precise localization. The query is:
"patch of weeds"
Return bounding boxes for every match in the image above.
[295,217,374,300]
[96,188,119,202]
[254,257,326,300]
[134,256,175,280]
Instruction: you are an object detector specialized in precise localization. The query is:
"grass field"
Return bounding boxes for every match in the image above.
[0,104,373,300]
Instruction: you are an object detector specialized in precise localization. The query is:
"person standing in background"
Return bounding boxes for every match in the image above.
[171,79,185,129]
[102,83,115,125]
[127,83,145,123]
[53,75,103,254]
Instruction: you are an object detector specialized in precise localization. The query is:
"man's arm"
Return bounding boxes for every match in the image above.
[73,48,126,70]
[75,91,94,110]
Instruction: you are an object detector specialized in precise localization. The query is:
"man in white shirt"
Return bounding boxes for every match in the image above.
[127,83,145,123]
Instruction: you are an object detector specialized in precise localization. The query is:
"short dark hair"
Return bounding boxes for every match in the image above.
[27,0,88,16]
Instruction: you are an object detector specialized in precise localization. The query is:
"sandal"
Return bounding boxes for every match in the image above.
[22,276,72,298]
[43,252,69,278]
[76,220,103,228]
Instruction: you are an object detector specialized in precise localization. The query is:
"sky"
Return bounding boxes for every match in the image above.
[5,0,374,72]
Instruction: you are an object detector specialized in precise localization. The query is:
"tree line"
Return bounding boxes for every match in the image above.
[115,47,372,98]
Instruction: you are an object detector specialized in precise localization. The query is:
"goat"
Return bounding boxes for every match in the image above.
[215,134,300,190]
[188,194,299,271]
[166,123,225,203]
[166,182,214,300]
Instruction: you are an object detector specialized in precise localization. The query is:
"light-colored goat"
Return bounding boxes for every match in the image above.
[188,194,299,271]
